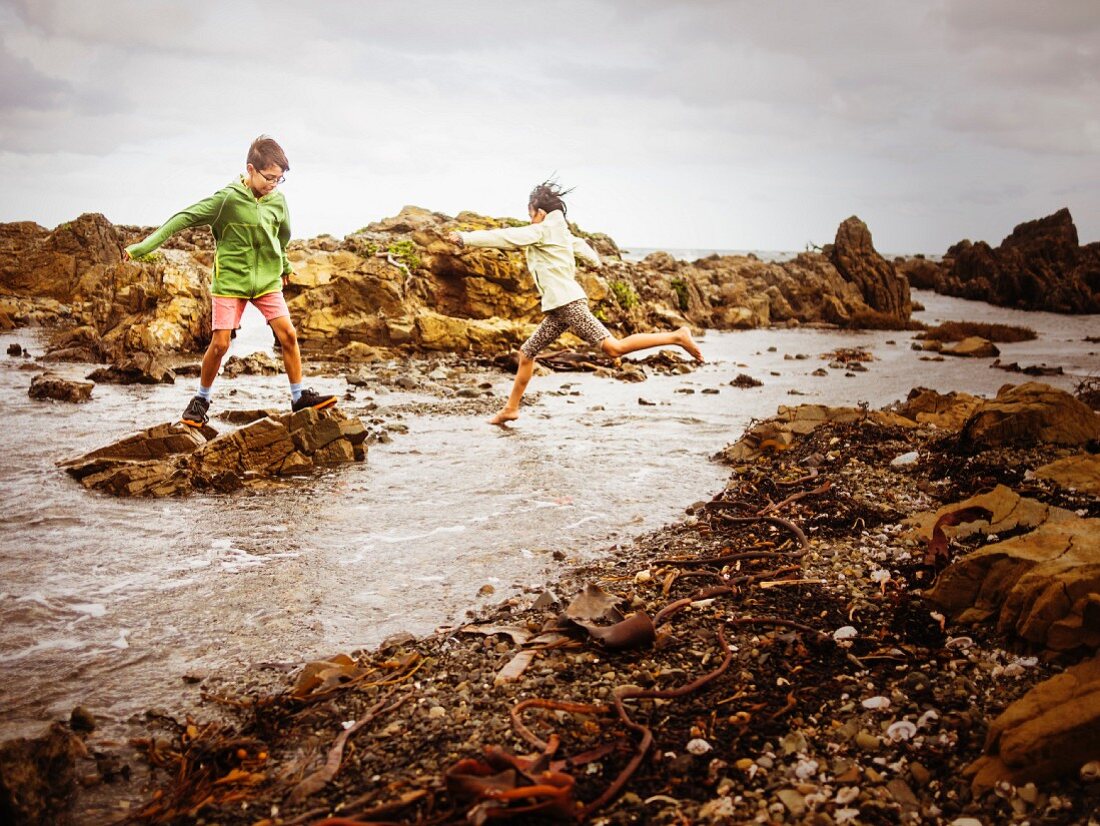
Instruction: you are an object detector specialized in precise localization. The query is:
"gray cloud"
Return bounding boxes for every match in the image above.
[0,0,1097,252]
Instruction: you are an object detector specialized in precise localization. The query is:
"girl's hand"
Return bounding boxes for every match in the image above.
[446,231,464,247]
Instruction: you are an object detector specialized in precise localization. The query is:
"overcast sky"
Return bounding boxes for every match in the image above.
[1,0,1097,254]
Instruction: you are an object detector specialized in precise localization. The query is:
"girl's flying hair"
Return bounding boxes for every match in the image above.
[528,178,575,217]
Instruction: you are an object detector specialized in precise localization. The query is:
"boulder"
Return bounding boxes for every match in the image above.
[86,352,176,384]
[967,652,1100,792]
[60,407,368,497]
[939,208,1100,313]
[895,387,983,430]
[941,336,1000,358]
[959,382,1100,449]
[221,351,281,377]
[919,486,1100,652]
[0,723,85,825]
[829,216,912,321]
[28,372,94,403]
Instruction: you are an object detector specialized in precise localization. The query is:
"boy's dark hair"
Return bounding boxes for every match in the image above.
[247,135,289,173]
[529,179,574,217]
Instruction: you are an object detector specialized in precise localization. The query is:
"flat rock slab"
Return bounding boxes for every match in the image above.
[60,407,368,497]
[1033,453,1100,495]
[917,485,1100,651]
[967,652,1100,792]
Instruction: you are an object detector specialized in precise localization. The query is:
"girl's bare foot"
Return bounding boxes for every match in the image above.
[677,326,704,362]
[488,408,520,426]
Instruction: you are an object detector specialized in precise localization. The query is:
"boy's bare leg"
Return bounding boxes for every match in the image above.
[200,330,234,387]
[601,326,703,362]
[269,316,303,384]
[490,351,535,425]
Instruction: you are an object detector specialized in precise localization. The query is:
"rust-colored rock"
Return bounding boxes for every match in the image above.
[959,382,1100,448]
[28,372,94,403]
[919,486,1100,652]
[941,336,1000,359]
[61,407,368,497]
[829,216,912,322]
[967,652,1100,792]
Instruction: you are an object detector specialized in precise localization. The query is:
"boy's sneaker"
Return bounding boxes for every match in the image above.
[292,388,337,413]
[180,395,210,428]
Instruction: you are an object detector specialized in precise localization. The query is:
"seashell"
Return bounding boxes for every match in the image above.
[835,786,860,805]
[634,569,652,583]
[917,709,940,729]
[870,569,891,582]
[833,626,858,641]
[793,758,819,780]
[1015,656,1038,668]
[945,636,973,650]
[1002,663,1025,677]
[1080,761,1100,781]
[686,738,712,755]
[886,720,917,742]
[861,696,891,710]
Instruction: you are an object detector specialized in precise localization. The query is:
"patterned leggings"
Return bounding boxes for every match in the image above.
[520,299,612,359]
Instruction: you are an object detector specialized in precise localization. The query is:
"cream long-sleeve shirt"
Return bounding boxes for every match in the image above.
[457,209,602,312]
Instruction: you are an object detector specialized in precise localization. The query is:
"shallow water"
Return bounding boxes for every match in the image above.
[1,291,1096,740]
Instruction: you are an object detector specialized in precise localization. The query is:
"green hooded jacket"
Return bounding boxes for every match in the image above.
[126,177,291,299]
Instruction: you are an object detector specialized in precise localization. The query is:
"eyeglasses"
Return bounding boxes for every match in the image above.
[256,170,285,185]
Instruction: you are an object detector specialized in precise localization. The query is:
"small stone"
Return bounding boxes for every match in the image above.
[478,584,495,597]
[1018,783,1038,804]
[70,706,96,733]
[855,731,881,751]
[776,788,806,817]
[428,706,446,720]
[909,762,931,787]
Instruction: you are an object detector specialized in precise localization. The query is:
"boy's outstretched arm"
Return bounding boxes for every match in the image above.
[125,190,229,259]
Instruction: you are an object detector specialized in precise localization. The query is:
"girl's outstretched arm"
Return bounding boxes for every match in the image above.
[572,236,602,268]
[457,223,544,250]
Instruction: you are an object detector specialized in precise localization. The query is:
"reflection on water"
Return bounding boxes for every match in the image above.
[1,291,1097,739]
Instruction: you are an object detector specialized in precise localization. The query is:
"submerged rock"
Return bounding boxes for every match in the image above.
[60,407,368,496]
[28,372,94,403]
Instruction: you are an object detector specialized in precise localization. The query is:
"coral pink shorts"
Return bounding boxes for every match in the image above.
[211,292,290,331]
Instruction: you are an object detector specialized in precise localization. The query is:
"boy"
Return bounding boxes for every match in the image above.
[125,135,336,427]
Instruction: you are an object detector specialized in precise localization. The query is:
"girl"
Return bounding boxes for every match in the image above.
[448,181,703,425]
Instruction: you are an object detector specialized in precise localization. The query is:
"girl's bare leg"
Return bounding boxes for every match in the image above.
[601,326,703,362]
[489,351,535,425]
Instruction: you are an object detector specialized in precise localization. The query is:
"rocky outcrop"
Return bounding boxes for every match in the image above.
[0,213,212,360]
[967,652,1100,792]
[0,722,85,825]
[958,382,1100,449]
[918,486,1100,652]
[828,216,912,320]
[916,209,1100,313]
[1,208,916,360]
[28,372,94,403]
[61,407,368,496]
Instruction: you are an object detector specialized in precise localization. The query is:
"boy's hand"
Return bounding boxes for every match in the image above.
[122,248,131,261]
[446,231,464,247]
[282,274,290,287]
